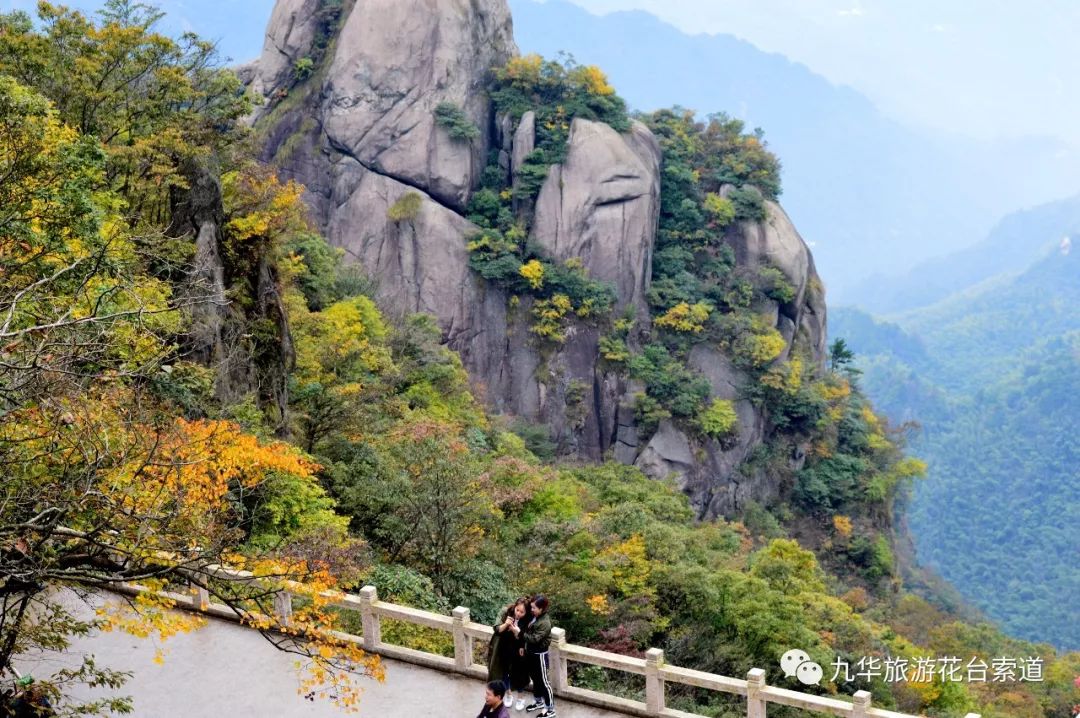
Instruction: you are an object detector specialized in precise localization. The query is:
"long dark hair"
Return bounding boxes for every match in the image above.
[507,596,530,619]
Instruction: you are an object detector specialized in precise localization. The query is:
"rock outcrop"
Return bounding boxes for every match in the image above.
[294,0,516,211]
[247,0,828,518]
[531,118,661,315]
[169,164,295,435]
[631,202,828,516]
[635,344,772,518]
[247,0,659,460]
[249,0,519,412]
[729,195,828,366]
[246,0,322,101]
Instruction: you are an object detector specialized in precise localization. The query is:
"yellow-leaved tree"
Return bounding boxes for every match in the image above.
[0,20,380,713]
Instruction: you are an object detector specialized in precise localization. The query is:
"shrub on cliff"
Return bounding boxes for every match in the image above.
[434,101,481,141]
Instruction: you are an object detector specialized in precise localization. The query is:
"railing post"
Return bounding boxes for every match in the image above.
[645,647,665,715]
[452,607,473,671]
[746,668,767,718]
[963,714,981,718]
[549,627,568,693]
[189,580,209,611]
[852,691,871,717]
[274,590,293,628]
[359,585,381,650]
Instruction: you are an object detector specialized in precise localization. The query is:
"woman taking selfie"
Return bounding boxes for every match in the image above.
[487,597,530,709]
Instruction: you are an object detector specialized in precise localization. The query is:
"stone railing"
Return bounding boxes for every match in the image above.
[116,577,980,718]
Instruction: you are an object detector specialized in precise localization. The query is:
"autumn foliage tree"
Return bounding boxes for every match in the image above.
[0,6,379,714]
[0,0,251,224]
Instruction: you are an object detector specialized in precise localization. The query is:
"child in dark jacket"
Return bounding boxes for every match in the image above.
[477,680,511,718]
[515,595,555,717]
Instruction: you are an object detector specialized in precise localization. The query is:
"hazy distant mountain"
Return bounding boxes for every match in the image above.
[510,0,1080,302]
[832,241,1080,649]
[850,194,1080,313]
[897,240,1080,393]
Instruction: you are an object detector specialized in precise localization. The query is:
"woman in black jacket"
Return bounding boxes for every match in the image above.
[487,597,530,708]
[518,595,555,717]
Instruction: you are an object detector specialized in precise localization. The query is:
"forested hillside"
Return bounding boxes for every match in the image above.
[849,194,1080,313]
[0,3,1076,718]
[910,335,1080,647]
[832,243,1080,651]
[898,245,1080,392]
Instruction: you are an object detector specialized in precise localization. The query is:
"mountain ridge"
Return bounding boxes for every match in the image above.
[855,194,1080,313]
[243,0,835,520]
[509,0,1080,303]
[832,241,1080,649]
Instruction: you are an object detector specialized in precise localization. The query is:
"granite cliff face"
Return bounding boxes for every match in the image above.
[531,118,661,317]
[246,0,828,518]
[635,199,827,517]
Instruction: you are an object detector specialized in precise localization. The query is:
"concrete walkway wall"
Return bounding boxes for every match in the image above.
[21,602,625,718]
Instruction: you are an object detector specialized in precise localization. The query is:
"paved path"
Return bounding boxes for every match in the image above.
[20,598,627,718]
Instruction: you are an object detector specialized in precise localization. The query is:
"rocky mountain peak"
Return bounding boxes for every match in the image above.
[246,0,828,518]
[249,0,516,210]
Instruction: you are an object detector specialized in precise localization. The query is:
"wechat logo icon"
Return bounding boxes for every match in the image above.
[781,648,824,686]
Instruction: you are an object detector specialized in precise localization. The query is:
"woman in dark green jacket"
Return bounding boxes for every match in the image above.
[520,595,555,717]
[488,597,530,708]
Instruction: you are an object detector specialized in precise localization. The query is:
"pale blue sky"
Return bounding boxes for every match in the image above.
[2,0,1077,147]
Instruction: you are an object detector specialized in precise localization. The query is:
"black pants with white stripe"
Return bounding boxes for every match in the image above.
[528,651,554,707]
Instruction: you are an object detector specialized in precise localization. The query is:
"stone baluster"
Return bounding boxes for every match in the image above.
[452,606,473,671]
[359,585,381,650]
[746,668,766,718]
[645,647,665,714]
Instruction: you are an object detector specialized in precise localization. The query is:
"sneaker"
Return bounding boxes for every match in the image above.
[524,702,545,713]
[537,710,557,718]
[515,699,526,711]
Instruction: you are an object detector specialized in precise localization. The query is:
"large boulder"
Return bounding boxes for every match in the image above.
[247,0,323,100]
[320,0,516,211]
[250,0,516,212]
[634,402,772,519]
[633,345,774,517]
[531,119,661,314]
[635,420,695,487]
[727,194,828,366]
[327,168,479,325]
